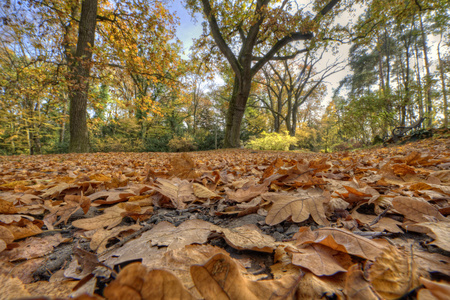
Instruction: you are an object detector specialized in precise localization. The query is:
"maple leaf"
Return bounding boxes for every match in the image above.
[169,153,201,179]
[263,189,330,226]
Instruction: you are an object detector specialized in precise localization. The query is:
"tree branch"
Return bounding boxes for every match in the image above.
[201,0,240,74]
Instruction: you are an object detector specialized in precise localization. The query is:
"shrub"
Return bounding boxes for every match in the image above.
[246,131,297,151]
[168,135,197,152]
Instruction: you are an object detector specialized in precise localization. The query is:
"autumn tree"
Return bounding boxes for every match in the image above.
[187,0,343,148]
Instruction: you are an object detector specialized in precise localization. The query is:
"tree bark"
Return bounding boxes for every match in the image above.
[68,0,98,153]
[437,32,448,128]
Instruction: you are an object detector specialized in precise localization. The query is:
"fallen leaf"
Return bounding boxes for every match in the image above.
[90,224,141,253]
[72,204,125,230]
[419,278,450,300]
[2,218,43,240]
[263,189,330,226]
[405,222,450,252]
[219,224,276,253]
[227,182,268,203]
[191,253,300,300]
[2,234,65,261]
[288,243,353,276]
[293,227,388,260]
[0,198,18,213]
[368,245,425,299]
[154,178,196,209]
[193,183,221,199]
[104,262,196,300]
[169,153,200,179]
[392,196,446,222]
[344,264,380,300]
[297,271,346,299]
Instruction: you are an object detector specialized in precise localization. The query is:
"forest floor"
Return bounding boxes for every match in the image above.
[0,133,449,299]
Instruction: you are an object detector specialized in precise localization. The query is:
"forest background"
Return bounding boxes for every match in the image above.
[0,0,448,155]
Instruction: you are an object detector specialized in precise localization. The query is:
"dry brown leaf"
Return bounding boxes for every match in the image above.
[26,280,79,298]
[154,178,196,209]
[351,211,403,233]
[0,198,18,214]
[2,234,65,261]
[0,274,31,298]
[90,224,141,253]
[44,194,91,230]
[263,189,330,226]
[41,182,76,198]
[191,253,299,300]
[368,245,425,299]
[288,243,353,276]
[344,264,380,300]
[104,262,196,300]
[149,219,218,251]
[419,278,450,300]
[405,222,450,252]
[219,224,276,253]
[293,227,388,260]
[392,196,446,222]
[297,271,346,300]
[0,225,14,244]
[193,183,221,199]
[413,250,450,276]
[169,153,201,179]
[227,182,268,203]
[2,218,43,240]
[72,204,125,230]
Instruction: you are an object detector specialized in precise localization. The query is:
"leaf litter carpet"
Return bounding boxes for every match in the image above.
[0,138,450,299]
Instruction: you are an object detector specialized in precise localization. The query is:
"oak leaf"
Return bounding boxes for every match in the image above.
[219,224,276,253]
[263,189,329,226]
[227,182,268,203]
[90,224,141,253]
[392,196,446,222]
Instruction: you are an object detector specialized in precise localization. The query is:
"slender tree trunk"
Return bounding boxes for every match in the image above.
[68,0,98,153]
[419,14,433,128]
[437,32,448,128]
[414,41,424,118]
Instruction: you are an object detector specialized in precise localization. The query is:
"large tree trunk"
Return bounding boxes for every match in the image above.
[68,0,98,153]
[224,75,252,148]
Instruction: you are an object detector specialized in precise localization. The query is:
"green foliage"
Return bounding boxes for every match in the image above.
[168,135,197,152]
[246,131,297,151]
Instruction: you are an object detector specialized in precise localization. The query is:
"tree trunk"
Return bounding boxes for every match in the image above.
[419,13,433,128]
[68,0,98,153]
[224,75,252,148]
[437,32,448,128]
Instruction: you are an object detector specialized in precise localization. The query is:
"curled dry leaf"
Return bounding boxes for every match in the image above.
[392,196,446,222]
[368,245,425,300]
[405,222,450,252]
[191,253,300,300]
[293,227,388,260]
[72,204,125,231]
[263,189,330,226]
[297,272,346,300]
[419,278,450,300]
[219,224,276,253]
[2,218,43,240]
[2,234,65,261]
[288,243,354,276]
[104,262,196,300]
[44,194,91,230]
[154,178,195,209]
[227,182,268,203]
[90,224,141,253]
[193,183,221,199]
[344,264,380,300]
[0,198,18,213]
